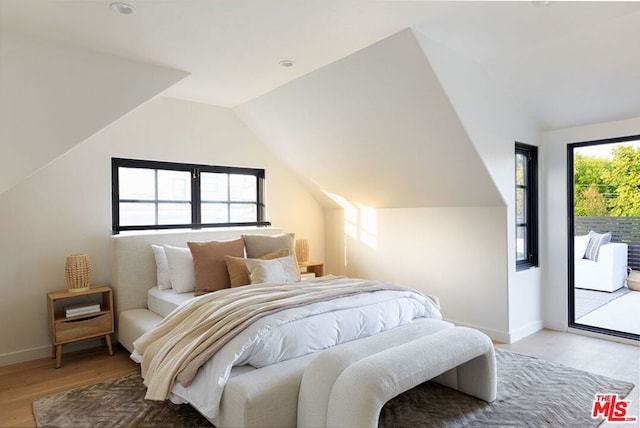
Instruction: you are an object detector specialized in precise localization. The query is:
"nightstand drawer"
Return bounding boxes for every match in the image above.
[55,312,112,343]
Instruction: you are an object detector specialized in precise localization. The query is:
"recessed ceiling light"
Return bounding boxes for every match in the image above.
[532,1,552,6]
[110,2,136,15]
[279,60,295,68]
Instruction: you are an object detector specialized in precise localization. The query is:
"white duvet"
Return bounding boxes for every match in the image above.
[159,283,441,419]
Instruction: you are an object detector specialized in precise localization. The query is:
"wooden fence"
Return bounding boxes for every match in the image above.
[575,216,640,270]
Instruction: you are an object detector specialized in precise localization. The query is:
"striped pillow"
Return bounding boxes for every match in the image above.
[584,231,611,261]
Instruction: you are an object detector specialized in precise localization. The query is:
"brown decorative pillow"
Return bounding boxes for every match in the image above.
[225,248,290,288]
[187,238,244,296]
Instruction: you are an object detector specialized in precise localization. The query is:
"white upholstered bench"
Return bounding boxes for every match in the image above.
[298,325,496,428]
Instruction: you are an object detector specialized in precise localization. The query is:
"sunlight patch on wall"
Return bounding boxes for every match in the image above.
[357,202,377,248]
[326,192,377,249]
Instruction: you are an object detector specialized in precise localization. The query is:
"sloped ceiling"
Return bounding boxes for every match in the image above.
[0,31,188,195]
[237,29,503,209]
[2,1,639,130]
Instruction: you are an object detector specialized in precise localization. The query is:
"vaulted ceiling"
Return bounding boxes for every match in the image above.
[2,1,640,130]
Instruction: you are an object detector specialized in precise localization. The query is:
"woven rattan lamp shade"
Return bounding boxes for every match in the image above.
[295,239,310,265]
[65,254,90,293]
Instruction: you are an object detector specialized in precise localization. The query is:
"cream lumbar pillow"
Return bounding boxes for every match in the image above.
[244,255,301,284]
[225,248,291,288]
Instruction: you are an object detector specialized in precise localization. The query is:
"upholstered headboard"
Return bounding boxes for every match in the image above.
[109,227,282,315]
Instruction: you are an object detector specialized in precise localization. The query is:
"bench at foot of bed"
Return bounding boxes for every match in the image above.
[298,325,496,428]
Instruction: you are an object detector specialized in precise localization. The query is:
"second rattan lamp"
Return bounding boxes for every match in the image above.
[295,239,310,266]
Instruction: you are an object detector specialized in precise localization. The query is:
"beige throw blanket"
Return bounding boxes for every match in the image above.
[135,277,422,401]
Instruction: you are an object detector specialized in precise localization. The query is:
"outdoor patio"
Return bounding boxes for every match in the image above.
[574,216,640,337]
[575,287,640,335]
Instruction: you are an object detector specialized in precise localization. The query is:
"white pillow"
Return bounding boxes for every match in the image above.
[244,255,301,284]
[151,245,172,290]
[574,234,591,261]
[163,245,196,293]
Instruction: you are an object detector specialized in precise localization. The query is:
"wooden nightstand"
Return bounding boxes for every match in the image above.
[46,285,114,368]
[299,262,325,278]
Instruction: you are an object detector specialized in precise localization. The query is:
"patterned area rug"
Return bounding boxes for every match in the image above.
[380,350,635,427]
[33,349,634,428]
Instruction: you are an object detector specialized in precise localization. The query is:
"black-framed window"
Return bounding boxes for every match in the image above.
[111,158,269,234]
[515,142,539,270]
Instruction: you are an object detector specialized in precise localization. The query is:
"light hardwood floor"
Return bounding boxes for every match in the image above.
[1,331,638,428]
[0,344,138,428]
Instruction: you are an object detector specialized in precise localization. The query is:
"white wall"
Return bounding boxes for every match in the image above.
[542,116,640,331]
[0,30,188,195]
[0,96,325,366]
[326,206,509,340]
[414,30,543,342]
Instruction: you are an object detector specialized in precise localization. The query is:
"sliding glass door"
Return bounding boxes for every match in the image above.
[568,136,640,341]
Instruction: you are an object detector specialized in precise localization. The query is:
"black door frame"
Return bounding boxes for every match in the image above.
[567,136,640,341]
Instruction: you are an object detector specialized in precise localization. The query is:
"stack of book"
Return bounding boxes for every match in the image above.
[65,303,100,318]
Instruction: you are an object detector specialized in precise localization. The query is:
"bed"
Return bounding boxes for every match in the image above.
[110,227,447,427]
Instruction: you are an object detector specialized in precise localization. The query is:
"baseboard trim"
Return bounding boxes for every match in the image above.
[0,345,51,367]
[0,339,104,367]
[544,320,568,332]
[444,319,545,344]
[444,319,511,344]
[508,320,544,343]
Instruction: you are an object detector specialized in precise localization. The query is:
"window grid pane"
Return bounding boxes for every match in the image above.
[516,153,527,186]
[516,188,526,224]
[201,202,229,223]
[158,202,191,225]
[119,202,156,226]
[201,173,228,201]
[230,203,257,222]
[119,168,155,200]
[516,226,527,261]
[158,170,191,201]
[230,175,257,202]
